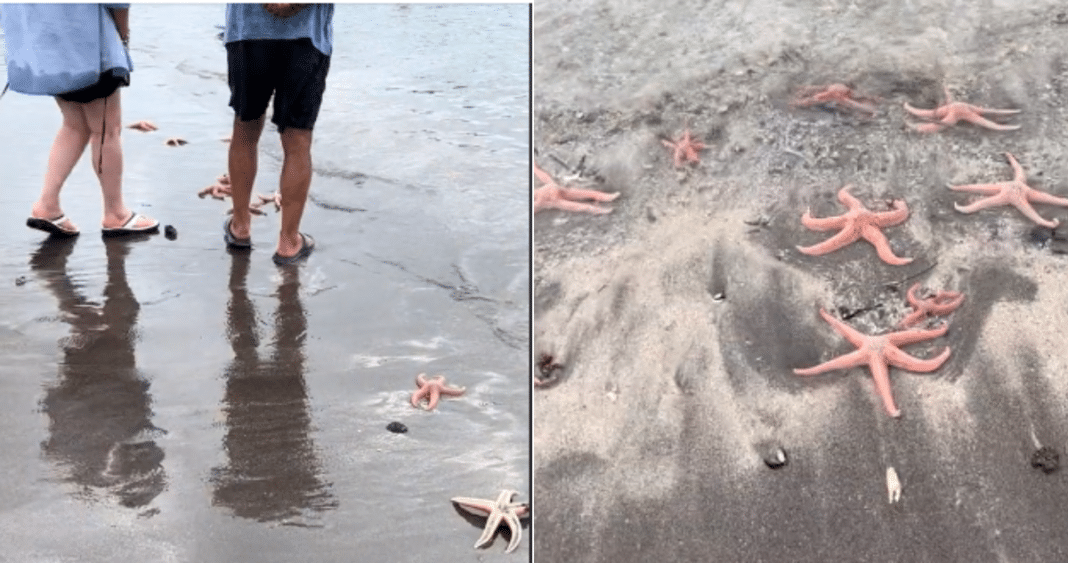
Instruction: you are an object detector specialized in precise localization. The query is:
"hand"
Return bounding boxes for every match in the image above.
[263,4,307,18]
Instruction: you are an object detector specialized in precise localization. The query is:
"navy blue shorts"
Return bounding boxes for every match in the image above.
[226,38,331,132]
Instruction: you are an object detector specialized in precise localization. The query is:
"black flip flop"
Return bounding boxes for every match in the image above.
[272,233,315,265]
[224,217,252,249]
[27,214,79,237]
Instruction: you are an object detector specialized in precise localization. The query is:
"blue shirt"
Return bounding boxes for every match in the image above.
[1,3,132,96]
[224,4,334,57]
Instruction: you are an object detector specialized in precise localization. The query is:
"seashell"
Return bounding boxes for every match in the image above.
[886,466,901,503]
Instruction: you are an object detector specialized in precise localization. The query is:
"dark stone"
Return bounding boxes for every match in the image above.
[386,421,408,434]
[164,225,177,240]
[14,276,26,286]
[1031,446,1059,473]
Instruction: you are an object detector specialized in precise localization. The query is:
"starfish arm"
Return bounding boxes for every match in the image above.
[416,373,429,386]
[673,148,685,168]
[503,512,523,553]
[411,388,428,408]
[533,163,554,185]
[884,345,951,372]
[867,356,901,418]
[836,185,863,210]
[1026,189,1068,207]
[909,122,948,133]
[1011,201,1060,228]
[860,224,913,265]
[964,114,1020,131]
[560,186,621,203]
[796,227,861,256]
[793,348,870,376]
[841,98,876,113]
[547,199,614,215]
[905,283,922,307]
[886,323,948,346]
[815,308,873,347]
[953,194,1012,214]
[948,182,1006,195]
[899,310,927,328]
[452,497,496,516]
[800,209,848,230]
[425,388,442,410]
[1004,153,1025,182]
[979,107,1022,115]
[871,200,910,227]
[929,292,965,314]
[902,101,940,119]
[437,385,466,397]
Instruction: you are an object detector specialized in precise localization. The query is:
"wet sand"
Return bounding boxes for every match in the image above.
[534,1,1068,560]
[0,4,529,562]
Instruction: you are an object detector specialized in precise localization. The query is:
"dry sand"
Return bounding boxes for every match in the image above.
[534,1,1068,560]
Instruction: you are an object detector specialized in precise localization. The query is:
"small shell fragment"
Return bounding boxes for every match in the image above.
[886,466,901,503]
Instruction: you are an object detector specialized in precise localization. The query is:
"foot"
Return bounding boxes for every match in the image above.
[30,202,78,233]
[102,211,158,230]
[273,233,315,265]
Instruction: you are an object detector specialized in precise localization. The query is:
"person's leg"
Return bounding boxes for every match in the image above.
[275,128,313,257]
[31,98,93,232]
[82,89,156,229]
[227,115,266,240]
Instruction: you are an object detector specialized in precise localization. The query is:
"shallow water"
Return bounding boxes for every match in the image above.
[0,4,530,562]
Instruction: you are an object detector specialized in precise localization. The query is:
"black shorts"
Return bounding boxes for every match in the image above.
[226,38,331,132]
[58,70,127,103]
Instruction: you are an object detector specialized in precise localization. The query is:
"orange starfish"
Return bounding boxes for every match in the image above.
[904,86,1020,133]
[791,83,877,114]
[798,185,912,265]
[899,283,964,328]
[949,152,1068,228]
[794,308,951,418]
[410,373,465,410]
[533,162,619,214]
[661,129,706,167]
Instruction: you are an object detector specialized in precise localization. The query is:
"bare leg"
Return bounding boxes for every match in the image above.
[32,98,93,232]
[276,127,313,258]
[227,115,266,240]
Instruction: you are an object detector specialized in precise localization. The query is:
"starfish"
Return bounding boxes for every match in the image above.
[904,86,1020,133]
[451,489,530,554]
[949,152,1068,228]
[251,192,282,212]
[899,282,964,328]
[794,308,951,418]
[661,128,706,167]
[198,173,232,200]
[791,83,877,114]
[533,162,619,214]
[798,185,912,265]
[410,373,465,410]
[126,120,158,132]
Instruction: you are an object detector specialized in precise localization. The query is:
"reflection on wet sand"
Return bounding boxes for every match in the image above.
[32,237,167,509]
[210,252,337,523]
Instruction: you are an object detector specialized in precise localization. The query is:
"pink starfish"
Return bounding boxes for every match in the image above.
[410,373,466,410]
[127,120,158,132]
[251,192,282,212]
[798,185,913,265]
[661,129,706,167]
[949,152,1068,228]
[904,86,1020,133]
[533,162,619,215]
[795,308,951,418]
[198,174,232,200]
[791,83,877,114]
[899,283,964,328]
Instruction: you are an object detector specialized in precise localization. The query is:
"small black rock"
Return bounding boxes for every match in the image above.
[164,225,177,240]
[1031,446,1059,474]
[386,421,408,434]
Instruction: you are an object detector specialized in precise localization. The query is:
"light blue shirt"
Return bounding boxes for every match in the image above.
[1,3,132,96]
[224,4,334,57]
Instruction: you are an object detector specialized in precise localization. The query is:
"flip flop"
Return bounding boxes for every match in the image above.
[101,212,160,237]
[27,214,79,237]
[272,233,315,265]
[223,217,252,249]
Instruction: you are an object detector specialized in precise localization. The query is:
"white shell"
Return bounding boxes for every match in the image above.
[886,466,902,504]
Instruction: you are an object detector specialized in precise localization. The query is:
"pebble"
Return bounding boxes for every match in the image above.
[761,444,788,469]
[386,421,408,434]
[164,225,177,240]
[1031,446,1059,473]
[14,276,26,286]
